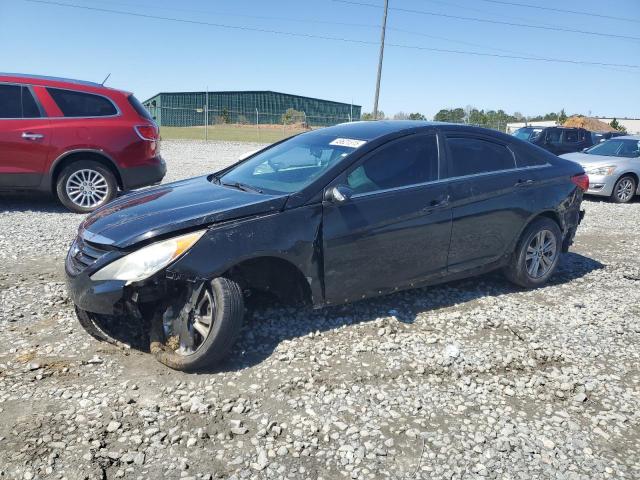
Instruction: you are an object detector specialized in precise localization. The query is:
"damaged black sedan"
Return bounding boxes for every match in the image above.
[66,121,586,371]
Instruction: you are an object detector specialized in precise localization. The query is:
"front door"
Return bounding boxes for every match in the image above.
[0,84,51,187]
[322,133,452,304]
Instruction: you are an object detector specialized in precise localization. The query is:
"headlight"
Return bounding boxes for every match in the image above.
[585,165,616,176]
[91,230,205,283]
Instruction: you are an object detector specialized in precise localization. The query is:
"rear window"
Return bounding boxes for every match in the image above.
[512,144,549,167]
[47,88,117,117]
[446,136,515,177]
[128,95,153,121]
[0,85,41,118]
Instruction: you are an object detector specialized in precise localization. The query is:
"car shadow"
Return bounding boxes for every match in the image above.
[0,190,137,214]
[215,252,603,372]
[0,192,70,213]
[85,252,603,373]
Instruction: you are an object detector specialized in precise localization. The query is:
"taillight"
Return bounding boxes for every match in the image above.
[571,173,589,191]
[134,124,158,141]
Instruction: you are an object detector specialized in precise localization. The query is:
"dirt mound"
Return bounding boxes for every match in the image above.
[563,116,615,132]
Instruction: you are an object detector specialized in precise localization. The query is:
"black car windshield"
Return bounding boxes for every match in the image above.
[513,128,543,141]
[585,139,640,158]
[219,133,364,194]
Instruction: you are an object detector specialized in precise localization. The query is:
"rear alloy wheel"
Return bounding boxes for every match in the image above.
[150,277,245,371]
[56,160,117,213]
[611,175,636,204]
[504,217,562,288]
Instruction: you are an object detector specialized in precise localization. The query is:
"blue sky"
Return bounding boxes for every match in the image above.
[1,0,639,118]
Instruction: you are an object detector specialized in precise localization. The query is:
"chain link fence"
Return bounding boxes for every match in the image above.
[154,106,354,143]
[153,107,511,143]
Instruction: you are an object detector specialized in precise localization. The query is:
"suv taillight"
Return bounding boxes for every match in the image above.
[571,173,589,192]
[134,124,159,141]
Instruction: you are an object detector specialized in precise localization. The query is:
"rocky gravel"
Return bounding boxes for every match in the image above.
[1,140,639,479]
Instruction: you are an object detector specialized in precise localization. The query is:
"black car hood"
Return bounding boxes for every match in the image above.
[80,175,287,248]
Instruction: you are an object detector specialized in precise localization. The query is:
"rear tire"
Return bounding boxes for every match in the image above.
[504,217,562,289]
[152,277,245,372]
[56,160,117,213]
[611,175,636,204]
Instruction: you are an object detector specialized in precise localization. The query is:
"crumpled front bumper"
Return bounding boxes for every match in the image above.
[65,241,165,316]
[65,255,128,315]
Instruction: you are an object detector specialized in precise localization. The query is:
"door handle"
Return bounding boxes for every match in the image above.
[22,132,44,140]
[422,195,450,213]
[514,179,535,187]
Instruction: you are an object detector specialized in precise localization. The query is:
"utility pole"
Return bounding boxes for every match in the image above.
[373,0,389,120]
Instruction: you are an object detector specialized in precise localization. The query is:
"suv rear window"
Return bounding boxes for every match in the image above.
[564,130,579,143]
[128,95,153,121]
[47,88,117,117]
[0,85,41,118]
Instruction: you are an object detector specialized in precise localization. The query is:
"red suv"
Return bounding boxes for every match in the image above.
[0,73,166,212]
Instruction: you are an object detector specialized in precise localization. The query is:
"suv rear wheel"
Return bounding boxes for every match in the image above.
[56,160,117,213]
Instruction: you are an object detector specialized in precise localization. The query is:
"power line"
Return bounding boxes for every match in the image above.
[70,0,638,75]
[76,0,380,30]
[24,0,640,71]
[42,0,637,71]
[477,0,640,24]
[332,0,640,42]
[67,0,638,74]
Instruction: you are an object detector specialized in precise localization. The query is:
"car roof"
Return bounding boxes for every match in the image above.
[308,120,505,141]
[616,135,640,140]
[0,72,129,95]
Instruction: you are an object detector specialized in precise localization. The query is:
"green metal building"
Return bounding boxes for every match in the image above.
[142,91,361,127]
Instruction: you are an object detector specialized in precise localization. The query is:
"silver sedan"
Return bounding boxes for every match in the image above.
[560,135,640,203]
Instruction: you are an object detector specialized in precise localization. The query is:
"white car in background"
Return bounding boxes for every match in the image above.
[560,136,640,203]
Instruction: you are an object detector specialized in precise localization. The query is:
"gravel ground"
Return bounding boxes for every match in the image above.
[0,140,639,480]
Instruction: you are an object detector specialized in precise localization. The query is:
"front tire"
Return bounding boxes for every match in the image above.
[504,218,562,289]
[152,277,245,372]
[611,175,636,204]
[56,160,117,213]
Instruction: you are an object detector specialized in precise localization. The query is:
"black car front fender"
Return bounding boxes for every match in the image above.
[166,204,325,305]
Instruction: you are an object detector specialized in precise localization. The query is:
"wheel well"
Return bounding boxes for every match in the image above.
[515,211,562,246]
[51,152,123,192]
[617,172,639,187]
[224,257,312,306]
[536,210,562,230]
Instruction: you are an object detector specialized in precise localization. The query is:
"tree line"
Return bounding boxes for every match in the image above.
[360,107,569,126]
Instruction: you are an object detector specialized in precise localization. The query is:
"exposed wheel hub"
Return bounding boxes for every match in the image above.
[162,284,215,356]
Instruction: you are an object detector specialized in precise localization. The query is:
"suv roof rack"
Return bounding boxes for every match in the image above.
[0,72,104,88]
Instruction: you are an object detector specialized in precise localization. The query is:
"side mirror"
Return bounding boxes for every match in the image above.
[582,148,589,152]
[325,185,354,203]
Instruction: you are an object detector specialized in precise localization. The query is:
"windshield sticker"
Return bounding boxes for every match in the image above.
[330,138,367,149]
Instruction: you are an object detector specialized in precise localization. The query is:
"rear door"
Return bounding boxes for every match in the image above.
[444,133,536,272]
[322,133,452,303]
[0,84,52,187]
